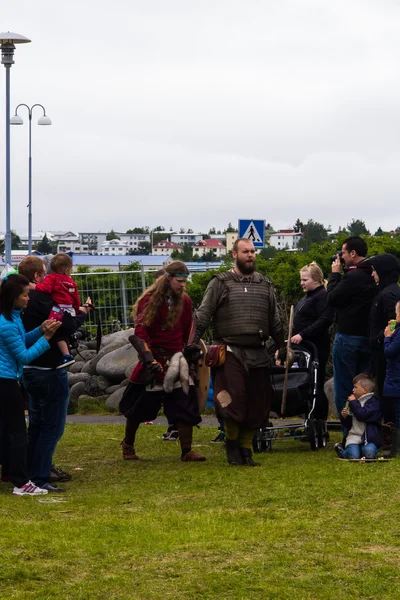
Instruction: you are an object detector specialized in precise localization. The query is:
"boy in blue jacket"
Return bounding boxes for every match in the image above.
[335,373,382,459]
[383,300,400,457]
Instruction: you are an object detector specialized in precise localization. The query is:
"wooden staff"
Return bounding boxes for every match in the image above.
[281,304,294,416]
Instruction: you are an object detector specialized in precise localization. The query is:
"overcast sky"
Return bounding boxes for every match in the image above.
[1,0,400,236]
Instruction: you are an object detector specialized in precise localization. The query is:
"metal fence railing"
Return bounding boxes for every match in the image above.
[73,265,217,336]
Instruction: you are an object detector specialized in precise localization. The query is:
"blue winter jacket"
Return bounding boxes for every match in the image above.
[383,325,400,397]
[342,394,382,447]
[0,310,50,380]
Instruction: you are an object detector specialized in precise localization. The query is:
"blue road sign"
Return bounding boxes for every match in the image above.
[238,219,265,248]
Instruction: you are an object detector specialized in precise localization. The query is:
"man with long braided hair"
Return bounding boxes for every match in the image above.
[119,261,206,462]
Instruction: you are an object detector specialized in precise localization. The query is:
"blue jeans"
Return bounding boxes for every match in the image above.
[339,443,378,459]
[333,333,371,417]
[23,368,69,487]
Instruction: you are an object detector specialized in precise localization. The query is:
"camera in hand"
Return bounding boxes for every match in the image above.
[331,250,344,264]
[69,328,91,350]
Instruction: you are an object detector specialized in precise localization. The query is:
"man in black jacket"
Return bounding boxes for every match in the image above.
[327,237,377,420]
[18,256,90,492]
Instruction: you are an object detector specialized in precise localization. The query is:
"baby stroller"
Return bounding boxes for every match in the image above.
[253,340,328,453]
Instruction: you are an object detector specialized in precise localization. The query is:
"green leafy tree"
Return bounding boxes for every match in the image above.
[152,232,170,246]
[293,219,304,233]
[36,234,53,254]
[374,227,385,237]
[106,229,120,241]
[298,219,328,251]
[126,226,150,234]
[347,219,368,237]
[224,222,238,233]
[0,230,22,254]
[259,246,277,260]
[171,243,193,261]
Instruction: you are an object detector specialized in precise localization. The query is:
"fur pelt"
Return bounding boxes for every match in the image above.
[163,352,190,395]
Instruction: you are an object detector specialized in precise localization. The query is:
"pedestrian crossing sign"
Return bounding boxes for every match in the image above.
[238,219,265,248]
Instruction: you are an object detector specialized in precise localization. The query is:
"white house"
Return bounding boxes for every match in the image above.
[170,233,203,246]
[118,233,151,250]
[193,239,226,258]
[152,240,183,256]
[79,232,107,253]
[269,230,302,250]
[100,239,130,256]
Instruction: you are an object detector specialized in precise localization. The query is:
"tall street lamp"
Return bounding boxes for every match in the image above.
[0,32,31,264]
[11,104,52,253]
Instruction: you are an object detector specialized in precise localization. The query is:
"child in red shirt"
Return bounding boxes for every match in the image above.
[35,253,81,368]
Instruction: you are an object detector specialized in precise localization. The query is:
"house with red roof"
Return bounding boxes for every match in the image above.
[152,240,184,256]
[193,238,226,258]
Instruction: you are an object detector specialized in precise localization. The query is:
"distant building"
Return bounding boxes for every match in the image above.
[269,230,302,250]
[170,233,203,245]
[79,232,107,253]
[152,240,184,256]
[225,232,238,252]
[100,239,130,256]
[193,238,226,258]
[118,233,151,250]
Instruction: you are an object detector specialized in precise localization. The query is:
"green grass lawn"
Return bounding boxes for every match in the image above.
[0,424,399,600]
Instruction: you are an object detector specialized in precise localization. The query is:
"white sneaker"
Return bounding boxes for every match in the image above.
[13,480,49,496]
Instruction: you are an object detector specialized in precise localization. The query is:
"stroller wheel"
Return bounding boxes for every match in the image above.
[317,420,328,448]
[252,429,263,453]
[307,419,319,451]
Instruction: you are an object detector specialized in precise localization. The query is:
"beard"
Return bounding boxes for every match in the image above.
[236,256,256,275]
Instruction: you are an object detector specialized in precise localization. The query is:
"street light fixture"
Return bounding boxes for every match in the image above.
[11,104,52,253]
[0,31,31,265]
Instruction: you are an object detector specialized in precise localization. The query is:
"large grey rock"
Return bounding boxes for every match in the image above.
[81,361,96,375]
[84,340,98,350]
[69,361,84,373]
[86,375,110,397]
[100,328,135,349]
[105,386,126,411]
[81,342,122,376]
[77,349,97,362]
[324,377,338,418]
[96,344,138,382]
[125,360,139,379]
[106,384,122,395]
[70,381,87,404]
[68,372,90,387]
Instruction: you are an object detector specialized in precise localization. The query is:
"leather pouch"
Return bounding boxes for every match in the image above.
[205,343,226,368]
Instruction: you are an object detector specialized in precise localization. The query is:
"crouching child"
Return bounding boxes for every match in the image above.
[335,373,382,459]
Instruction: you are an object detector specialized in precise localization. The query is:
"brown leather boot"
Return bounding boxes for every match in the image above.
[181,450,207,462]
[120,439,139,460]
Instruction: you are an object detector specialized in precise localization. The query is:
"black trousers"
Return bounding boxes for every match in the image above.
[0,378,29,487]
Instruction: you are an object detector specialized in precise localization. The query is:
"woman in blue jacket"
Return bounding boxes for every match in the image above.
[0,274,60,495]
[383,300,400,457]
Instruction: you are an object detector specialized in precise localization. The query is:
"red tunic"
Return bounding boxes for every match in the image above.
[130,293,193,383]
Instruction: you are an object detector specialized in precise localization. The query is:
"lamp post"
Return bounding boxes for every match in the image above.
[11,105,52,254]
[0,32,31,265]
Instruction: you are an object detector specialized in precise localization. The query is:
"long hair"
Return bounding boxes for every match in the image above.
[0,274,30,321]
[133,261,189,329]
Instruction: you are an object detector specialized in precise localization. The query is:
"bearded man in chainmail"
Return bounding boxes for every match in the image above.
[189,238,285,466]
